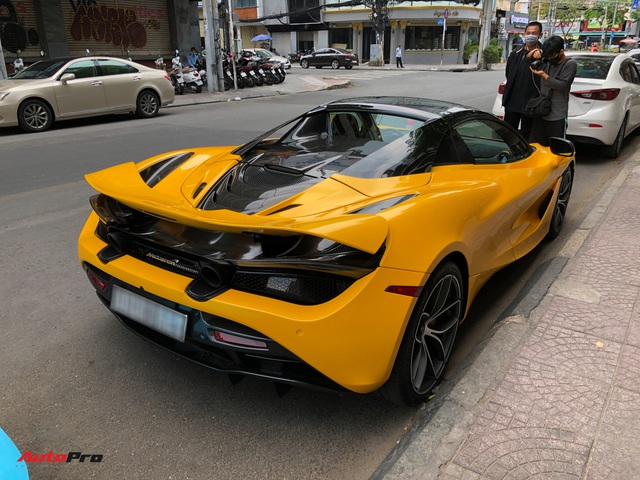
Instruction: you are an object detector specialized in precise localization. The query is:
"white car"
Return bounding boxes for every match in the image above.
[240,48,291,69]
[491,52,640,158]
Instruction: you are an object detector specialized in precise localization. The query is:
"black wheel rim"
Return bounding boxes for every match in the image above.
[410,273,462,395]
[552,169,572,233]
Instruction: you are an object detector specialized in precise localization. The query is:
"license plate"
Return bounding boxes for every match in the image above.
[111,285,187,342]
[240,71,247,77]
[258,69,264,74]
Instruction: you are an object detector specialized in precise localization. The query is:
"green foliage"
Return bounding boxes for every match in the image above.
[483,38,502,69]
[463,39,479,60]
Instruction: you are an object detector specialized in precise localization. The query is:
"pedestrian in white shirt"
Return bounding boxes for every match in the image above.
[395,45,404,68]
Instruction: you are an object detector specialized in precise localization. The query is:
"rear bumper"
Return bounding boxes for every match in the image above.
[78,213,423,393]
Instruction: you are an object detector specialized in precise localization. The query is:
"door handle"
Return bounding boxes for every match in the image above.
[132,76,142,81]
[91,80,103,86]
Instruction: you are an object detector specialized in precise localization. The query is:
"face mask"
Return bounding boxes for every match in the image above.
[524,35,538,46]
[547,55,562,65]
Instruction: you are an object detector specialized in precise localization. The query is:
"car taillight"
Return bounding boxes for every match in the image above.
[212,330,268,350]
[164,74,171,81]
[345,54,351,59]
[571,88,620,101]
[86,269,107,291]
[498,83,506,94]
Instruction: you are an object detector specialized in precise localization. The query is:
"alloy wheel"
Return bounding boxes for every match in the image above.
[409,272,462,395]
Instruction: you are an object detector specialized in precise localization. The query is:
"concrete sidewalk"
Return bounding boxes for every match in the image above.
[374,154,640,478]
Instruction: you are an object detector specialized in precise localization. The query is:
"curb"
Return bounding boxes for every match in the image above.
[166,78,352,108]
[372,156,640,479]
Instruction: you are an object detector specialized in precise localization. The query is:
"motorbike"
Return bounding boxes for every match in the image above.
[170,51,186,95]
[194,58,207,87]
[155,53,166,71]
[172,50,203,94]
[11,50,25,77]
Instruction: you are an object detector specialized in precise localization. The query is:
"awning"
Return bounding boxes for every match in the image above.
[576,31,631,37]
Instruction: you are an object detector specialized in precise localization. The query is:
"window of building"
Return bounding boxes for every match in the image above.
[405,26,460,51]
[288,0,321,24]
[331,28,353,50]
[235,0,258,8]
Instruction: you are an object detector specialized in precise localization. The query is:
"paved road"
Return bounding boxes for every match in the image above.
[0,68,634,479]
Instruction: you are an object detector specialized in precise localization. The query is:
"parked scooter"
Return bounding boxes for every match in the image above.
[194,58,207,87]
[155,53,166,71]
[173,50,203,93]
[12,50,24,76]
[170,51,186,95]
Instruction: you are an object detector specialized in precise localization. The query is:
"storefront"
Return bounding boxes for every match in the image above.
[323,4,482,65]
[2,0,198,72]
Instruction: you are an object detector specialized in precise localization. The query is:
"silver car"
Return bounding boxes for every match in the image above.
[0,56,175,133]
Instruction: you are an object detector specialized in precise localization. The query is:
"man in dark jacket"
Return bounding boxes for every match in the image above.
[529,35,578,146]
[502,21,543,139]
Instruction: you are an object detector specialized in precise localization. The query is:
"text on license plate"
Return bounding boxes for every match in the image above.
[111,285,187,342]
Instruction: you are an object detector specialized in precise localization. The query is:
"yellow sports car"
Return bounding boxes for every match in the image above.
[78,97,575,405]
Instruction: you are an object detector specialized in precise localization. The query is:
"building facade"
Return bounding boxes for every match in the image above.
[2,0,200,70]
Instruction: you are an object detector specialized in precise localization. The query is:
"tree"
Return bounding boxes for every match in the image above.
[361,0,392,65]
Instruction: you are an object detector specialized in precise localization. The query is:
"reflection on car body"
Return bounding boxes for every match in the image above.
[79,96,575,405]
[0,56,175,133]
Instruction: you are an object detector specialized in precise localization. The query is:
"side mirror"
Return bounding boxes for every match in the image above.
[60,73,76,83]
[549,137,575,157]
[175,49,180,56]
[85,48,91,56]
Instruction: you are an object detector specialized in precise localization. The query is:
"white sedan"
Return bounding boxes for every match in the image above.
[491,52,640,158]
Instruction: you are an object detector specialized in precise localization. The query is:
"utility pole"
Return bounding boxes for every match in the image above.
[477,0,495,69]
[202,0,225,92]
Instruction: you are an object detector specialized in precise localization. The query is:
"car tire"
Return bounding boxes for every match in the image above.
[602,115,627,159]
[547,166,573,240]
[379,261,464,406]
[331,60,340,69]
[300,59,309,69]
[18,99,53,133]
[135,90,160,118]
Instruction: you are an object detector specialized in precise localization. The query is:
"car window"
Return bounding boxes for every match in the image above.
[454,118,531,164]
[97,59,139,75]
[572,55,614,80]
[620,60,640,84]
[316,49,329,55]
[435,130,474,165]
[630,63,640,84]
[63,60,97,79]
[13,59,67,79]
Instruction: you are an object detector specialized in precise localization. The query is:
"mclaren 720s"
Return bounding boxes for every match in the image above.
[78,97,575,406]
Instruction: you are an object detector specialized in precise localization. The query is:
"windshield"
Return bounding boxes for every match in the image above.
[235,109,440,178]
[13,59,68,79]
[571,55,614,80]
[255,50,274,59]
